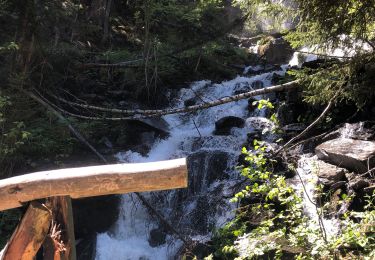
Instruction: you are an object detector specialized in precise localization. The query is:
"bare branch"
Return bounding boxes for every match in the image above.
[48,80,300,120]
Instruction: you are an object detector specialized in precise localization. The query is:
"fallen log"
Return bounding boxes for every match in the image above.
[0,158,187,211]
[1,201,51,260]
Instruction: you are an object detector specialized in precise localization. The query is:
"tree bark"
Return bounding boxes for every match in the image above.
[46,196,76,260]
[49,80,300,120]
[1,202,51,260]
[0,158,187,211]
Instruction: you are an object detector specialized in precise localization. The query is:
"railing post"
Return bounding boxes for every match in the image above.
[44,196,76,260]
[1,201,51,260]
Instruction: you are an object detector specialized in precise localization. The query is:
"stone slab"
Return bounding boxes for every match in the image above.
[315,138,375,173]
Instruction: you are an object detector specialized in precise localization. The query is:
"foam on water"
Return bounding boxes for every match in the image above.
[95,67,288,260]
[95,48,347,259]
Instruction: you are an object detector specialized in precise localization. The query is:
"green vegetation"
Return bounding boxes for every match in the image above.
[209,100,375,259]
[0,0,375,257]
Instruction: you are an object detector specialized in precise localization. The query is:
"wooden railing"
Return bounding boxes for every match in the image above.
[0,158,188,260]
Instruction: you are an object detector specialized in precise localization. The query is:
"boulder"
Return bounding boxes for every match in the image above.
[245,117,275,133]
[311,160,347,187]
[187,150,230,195]
[148,228,167,247]
[257,37,294,64]
[315,138,375,173]
[214,116,245,135]
[73,195,120,239]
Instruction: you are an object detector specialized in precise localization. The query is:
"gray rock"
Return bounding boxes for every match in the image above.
[277,103,296,125]
[257,37,294,64]
[311,160,347,187]
[130,118,170,135]
[148,228,167,247]
[339,122,375,141]
[214,116,245,135]
[315,138,375,173]
[187,150,230,195]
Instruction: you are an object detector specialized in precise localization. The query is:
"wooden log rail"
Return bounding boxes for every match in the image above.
[0,158,187,212]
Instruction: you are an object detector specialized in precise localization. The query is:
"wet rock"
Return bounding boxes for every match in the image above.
[247,131,262,145]
[233,82,251,95]
[282,123,306,133]
[73,195,120,238]
[76,235,96,260]
[271,72,283,85]
[184,98,196,107]
[214,116,245,135]
[245,117,275,133]
[148,228,167,247]
[350,178,371,191]
[251,80,264,89]
[190,197,212,234]
[301,59,327,69]
[346,172,371,191]
[188,243,212,260]
[187,150,230,195]
[339,122,375,141]
[247,98,258,113]
[315,138,375,173]
[257,37,294,64]
[131,118,170,135]
[277,103,296,125]
[311,160,347,187]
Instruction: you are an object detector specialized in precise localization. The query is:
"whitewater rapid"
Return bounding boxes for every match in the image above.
[95,64,289,259]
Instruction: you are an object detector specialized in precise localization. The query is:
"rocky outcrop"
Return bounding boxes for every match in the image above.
[311,159,347,188]
[315,138,375,173]
[148,228,167,247]
[73,195,120,238]
[257,37,294,64]
[214,116,245,135]
[187,150,231,195]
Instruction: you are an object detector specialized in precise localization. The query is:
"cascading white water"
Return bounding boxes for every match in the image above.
[95,66,289,260]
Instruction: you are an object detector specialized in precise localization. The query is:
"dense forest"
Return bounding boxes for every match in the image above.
[0,0,374,259]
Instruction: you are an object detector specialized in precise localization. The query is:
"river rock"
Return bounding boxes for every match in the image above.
[131,118,170,135]
[257,37,294,64]
[245,117,275,134]
[339,122,375,141]
[315,138,375,173]
[73,195,120,238]
[214,116,245,135]
[311,160,347,187]
[345,172,371,191]
[187,150,230,195]
[148,228,167,247]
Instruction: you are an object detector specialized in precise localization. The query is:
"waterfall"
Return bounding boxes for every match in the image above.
[95,65,289,259]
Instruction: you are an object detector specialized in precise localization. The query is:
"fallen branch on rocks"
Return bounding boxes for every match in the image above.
[47,80,300,120]
[275,94,337,155]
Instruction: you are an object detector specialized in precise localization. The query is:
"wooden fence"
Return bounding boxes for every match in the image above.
[0,158,187,260]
